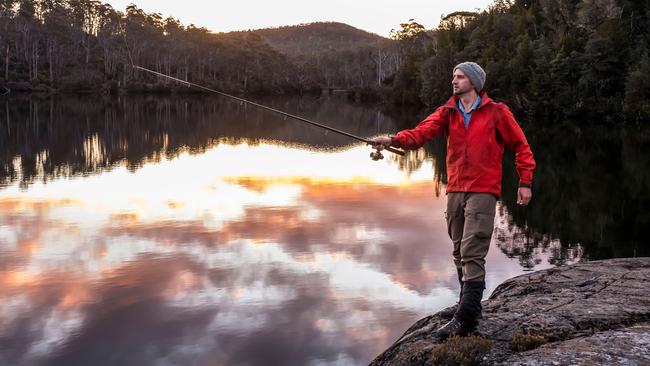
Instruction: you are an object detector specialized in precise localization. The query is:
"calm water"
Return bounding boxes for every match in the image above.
[0,94,646,366]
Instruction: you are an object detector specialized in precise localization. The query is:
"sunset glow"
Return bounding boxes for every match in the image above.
[0,139,578,365]
[104,0,495,37]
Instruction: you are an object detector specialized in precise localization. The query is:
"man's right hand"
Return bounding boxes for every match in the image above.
[517,187,532,206]
[369,136,393,151]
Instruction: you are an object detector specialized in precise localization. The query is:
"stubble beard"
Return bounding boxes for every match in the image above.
[453,88,469,96]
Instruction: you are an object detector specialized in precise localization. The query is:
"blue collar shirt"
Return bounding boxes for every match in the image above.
[457,96,481,128]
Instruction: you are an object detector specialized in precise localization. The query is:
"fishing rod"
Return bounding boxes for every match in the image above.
[131,65,405,160]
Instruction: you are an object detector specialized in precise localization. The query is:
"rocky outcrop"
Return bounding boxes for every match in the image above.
[370,258,650,365]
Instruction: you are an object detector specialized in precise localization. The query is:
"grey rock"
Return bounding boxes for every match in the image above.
[370,258,650,366]
[501,323,650,366]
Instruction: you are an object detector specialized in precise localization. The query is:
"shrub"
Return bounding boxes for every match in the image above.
[430,335,493,366]
[511,332,546,352]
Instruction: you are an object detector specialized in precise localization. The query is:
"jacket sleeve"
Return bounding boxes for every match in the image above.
[495,104,536,184]
[391,107,449,150]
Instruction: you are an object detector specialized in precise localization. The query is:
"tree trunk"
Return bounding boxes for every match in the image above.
[33,40,38,81]
[123,62,127,87]
[4,45,9,80]
[5,101,10,136]
[48,39,53,85]
[26,42,31,81]
[85,36,90,65]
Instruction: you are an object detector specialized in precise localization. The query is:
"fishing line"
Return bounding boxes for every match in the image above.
[129,64,405,158]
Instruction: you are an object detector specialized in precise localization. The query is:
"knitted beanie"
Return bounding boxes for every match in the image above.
[454,62,486,92]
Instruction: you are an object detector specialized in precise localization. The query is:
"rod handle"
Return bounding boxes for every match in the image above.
[386,146,405,156]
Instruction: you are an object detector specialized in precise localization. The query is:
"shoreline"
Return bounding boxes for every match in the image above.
[370,257,650,365]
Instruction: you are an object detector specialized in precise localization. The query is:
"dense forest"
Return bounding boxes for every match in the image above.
[0,0,649,121]
[0,1,313,94]
[0,1,395,94]
[388,0,650,121]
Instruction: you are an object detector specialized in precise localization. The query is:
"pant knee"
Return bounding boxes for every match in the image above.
[462,260,486,282]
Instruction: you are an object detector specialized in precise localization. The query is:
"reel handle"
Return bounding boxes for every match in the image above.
[366,139,405,159]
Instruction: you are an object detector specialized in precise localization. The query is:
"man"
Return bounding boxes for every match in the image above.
[370,62,536,339]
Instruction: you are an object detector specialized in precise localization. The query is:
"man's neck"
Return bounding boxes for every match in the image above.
[458,90,479,111]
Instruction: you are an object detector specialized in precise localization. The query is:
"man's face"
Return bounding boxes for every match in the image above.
[452,69,474,96]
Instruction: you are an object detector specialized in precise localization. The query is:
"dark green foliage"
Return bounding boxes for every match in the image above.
[387,0,650,122]
[0,3,401,94]
[430,335,493,366]
[498,122,650,263]
[0,0,320,94]
[385,20,433,105]
[625,51,650,120]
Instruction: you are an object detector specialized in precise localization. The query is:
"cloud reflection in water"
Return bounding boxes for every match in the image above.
[0,141,576,365]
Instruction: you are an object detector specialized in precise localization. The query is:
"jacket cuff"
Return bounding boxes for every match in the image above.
[518,181,532,188]
[389,134,400,148]
[518,170,533,184]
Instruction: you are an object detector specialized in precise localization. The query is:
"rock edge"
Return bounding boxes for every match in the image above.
[370,258,650,366]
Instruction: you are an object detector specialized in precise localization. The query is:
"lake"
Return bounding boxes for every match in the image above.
[0,93,646,365]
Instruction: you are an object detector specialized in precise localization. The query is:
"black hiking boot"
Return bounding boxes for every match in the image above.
[436,317,477,340]
[439,268,464,320]
[438,304,458,319]
[436,280,485,340]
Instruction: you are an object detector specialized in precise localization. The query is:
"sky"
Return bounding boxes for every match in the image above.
[104,0,495,37]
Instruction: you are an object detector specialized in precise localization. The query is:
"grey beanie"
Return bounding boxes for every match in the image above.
[454,62,486,92]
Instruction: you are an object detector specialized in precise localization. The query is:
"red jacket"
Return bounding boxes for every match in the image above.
[391,92,536,196]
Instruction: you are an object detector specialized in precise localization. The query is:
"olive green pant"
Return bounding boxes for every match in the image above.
[446,193,497,282]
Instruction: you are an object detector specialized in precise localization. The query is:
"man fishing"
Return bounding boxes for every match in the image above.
[370,62,536,339]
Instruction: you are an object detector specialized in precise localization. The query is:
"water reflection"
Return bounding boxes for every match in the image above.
[499,123,650,260]
[0,138,569,365]
[0,94,404,189]
[2,94,642,365]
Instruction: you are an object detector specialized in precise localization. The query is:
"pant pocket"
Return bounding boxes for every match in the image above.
[474,212,495,239]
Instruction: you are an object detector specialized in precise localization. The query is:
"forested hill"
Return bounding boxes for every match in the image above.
[0,1,398,95]
[1,0,648,122]
[231,22,389,56]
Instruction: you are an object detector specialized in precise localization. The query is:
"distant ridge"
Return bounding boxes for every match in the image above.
[227,22,391,57]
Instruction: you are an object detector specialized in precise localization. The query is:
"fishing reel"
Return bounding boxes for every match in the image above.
[370,149,384,161]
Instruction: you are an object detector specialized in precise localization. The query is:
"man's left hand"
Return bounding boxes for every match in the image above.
[368,136,392,151]
[517,187,532,206]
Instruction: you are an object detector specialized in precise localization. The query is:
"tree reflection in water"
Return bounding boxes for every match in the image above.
[1,94,647,365]
[1,94,647,269]
[389,118,648,262]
